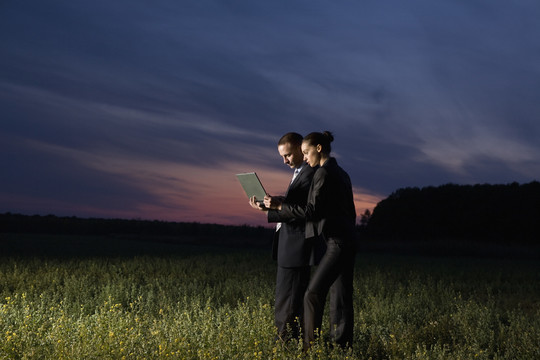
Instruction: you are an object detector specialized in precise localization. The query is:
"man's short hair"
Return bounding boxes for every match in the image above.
[278,132,303,147]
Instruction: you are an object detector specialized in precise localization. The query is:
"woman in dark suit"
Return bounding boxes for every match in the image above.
[270,131,356,349]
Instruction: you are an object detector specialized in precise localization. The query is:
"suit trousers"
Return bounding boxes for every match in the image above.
[303,237,355,348]
[275,265,310,341]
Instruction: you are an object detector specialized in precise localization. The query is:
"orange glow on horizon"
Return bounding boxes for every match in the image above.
[2,141,383,226]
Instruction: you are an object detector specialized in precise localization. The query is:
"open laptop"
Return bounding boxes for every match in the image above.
[236,172,267,203]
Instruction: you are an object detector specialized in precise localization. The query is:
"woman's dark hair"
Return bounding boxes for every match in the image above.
[303,131,334,154]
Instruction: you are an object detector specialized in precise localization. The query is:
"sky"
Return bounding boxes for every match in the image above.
[1,0,539,226]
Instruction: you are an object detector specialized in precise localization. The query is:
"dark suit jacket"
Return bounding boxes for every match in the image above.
[280,157,356,241]
[267,165,321,267]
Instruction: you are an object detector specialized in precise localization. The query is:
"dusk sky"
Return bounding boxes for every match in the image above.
[2,1,539,226]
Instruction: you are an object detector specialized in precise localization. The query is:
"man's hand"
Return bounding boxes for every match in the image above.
[263,195,283,210]
[249,196,267,211]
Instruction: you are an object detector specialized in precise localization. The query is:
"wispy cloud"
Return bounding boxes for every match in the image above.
[2,0,539,223]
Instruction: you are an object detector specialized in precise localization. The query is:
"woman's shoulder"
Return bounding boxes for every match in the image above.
[323,157,339,167]
[313,165,328,180]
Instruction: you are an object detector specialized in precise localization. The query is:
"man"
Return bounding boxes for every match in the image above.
[249,132,322,342]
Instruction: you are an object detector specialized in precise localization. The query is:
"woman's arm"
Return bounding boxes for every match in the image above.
[281,167,328,222]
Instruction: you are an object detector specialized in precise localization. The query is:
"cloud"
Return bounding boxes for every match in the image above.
[0,135,158,218]
[2,0,540,224]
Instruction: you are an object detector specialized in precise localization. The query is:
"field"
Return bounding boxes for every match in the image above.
[1,234,539,359]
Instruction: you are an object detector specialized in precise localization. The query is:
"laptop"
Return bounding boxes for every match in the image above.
[236,172,267,203]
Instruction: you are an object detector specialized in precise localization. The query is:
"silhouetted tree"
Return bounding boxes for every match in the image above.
[359,209,372,227]
[365,181,540,245]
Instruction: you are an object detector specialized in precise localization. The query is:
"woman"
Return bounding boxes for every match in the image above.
[267,131,356,349]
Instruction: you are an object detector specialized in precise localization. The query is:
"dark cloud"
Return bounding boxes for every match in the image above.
[0,136,157,214]
[1,0,539,223]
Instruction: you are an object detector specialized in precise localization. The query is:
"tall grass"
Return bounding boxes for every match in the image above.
[1,235,539,359]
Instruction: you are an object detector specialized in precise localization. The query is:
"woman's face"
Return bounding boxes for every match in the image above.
[301,141,321,168]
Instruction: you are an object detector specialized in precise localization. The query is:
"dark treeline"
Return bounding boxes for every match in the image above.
[0,213,274,243]
[2,181,539,250]
[364,181,540,244]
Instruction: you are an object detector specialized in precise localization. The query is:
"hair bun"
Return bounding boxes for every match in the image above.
[322,131,334,143]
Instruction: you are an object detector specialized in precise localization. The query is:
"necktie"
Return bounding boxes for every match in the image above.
[276,168,301,232]
[291,168,301,183]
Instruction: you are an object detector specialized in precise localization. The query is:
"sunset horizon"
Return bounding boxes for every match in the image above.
[2,1,539,227]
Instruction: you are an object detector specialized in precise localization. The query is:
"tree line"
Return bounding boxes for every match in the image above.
[0,213,273,243]
[2,181,539,247]
[363,181,540,244]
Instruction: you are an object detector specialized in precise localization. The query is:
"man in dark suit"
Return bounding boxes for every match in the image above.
[249,132,321,342]
[268,131,356,349]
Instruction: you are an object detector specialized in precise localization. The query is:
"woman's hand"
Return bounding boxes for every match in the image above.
[263,195,283,210]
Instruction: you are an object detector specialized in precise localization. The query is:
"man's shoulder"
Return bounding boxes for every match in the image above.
[297,166,316,186]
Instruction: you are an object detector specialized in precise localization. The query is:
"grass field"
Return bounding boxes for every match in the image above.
[1,234,539,359]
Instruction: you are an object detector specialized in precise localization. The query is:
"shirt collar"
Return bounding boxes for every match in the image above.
[295,163,305,173]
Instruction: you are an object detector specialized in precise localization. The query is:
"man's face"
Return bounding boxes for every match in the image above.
[278,142,303,169]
